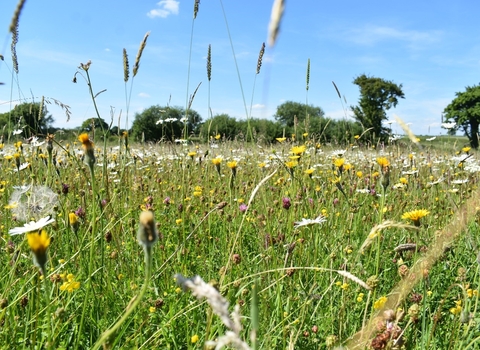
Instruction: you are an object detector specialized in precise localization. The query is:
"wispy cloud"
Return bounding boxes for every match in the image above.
[138,92,151,98]
[147,0,180,19]
[345,25,443,49]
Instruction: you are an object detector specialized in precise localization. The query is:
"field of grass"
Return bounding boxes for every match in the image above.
[3,1,480,349]
[1,134,480,349]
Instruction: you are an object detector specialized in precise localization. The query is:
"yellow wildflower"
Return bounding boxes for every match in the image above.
[291,145,306,156]
[373,296,387,310]
[27,230,51,271]
[401,209,430,227]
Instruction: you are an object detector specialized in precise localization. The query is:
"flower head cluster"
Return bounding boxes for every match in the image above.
[60,273,81,292]
[27,230,51,272]
[401,209,429,227]
[137,211,158,250]
[8,185,58,222]
[78,133,95,169]
[293,215,326,230]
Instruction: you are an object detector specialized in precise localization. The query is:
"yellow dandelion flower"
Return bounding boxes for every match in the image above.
[258,162,266,168]
[176,219,183,225]
[399,177,408,184]
[27,230,51,271]
[191,334,199,343]
[285,160,298,169]
[211,157,222,166]
[187,151,197,158]
[276,137,286,143]
[291,145,306,156]
[376,157,390,168]
[227,160,237,169]
[304,168,314,177]
[78,133,95,168]
[356,171,363,178]
[78,133,94,150]
[334,158,345,168]
[214,134,221,140]
[401,209,430,227]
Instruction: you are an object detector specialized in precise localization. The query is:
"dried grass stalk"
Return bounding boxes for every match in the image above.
[393,243,417,252]
[268,0,285,47]
[38,96,44,121]
[394,114,422,148]
[133,32,150,77]
[359,220,418,254]
[336,270,371,290]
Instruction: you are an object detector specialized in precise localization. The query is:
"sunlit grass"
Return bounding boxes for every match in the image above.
[0,137,479,349]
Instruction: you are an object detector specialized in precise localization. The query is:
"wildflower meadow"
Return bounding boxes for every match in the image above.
[2,1,480,349]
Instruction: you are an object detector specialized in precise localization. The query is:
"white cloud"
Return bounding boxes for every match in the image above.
[252,103,265,109]
[138,92,151,98]
[345,25,443,49]
[147,0,180,19]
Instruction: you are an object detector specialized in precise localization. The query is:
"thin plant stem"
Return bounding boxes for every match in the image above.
[92,247,152,350]
[75,165,97,350]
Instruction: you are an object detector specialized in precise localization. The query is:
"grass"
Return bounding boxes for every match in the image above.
[2,1,480,349]
[1,137,480,349]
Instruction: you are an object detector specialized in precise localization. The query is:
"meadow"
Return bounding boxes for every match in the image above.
[2,1,480,349]
[1,132,480,349]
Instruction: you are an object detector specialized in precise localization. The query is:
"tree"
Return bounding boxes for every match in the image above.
[0,102,54,136]
[200,114,239,141]
[81,117,109,133]
[351,74,404,141]
[274,101,324,128]
[131,105,202,142]
[443,85,480,148]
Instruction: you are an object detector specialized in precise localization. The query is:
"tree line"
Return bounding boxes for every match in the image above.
[2,74,480,147]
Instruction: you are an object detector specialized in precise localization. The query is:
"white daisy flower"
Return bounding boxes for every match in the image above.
[452,179,468,184]
[293,215,327,230]
[427,177,445,186]
[14,162,30,172]
[9,216,55,236]
[12,129,23,135]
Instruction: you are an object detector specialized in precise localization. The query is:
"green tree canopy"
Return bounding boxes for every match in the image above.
[351,74,404,141]
[131,105,202,142]
[201,114,239,141]
[81,117,109,133]
[443,84,480,148]
[0,102,54,137]
[273,101,324,128]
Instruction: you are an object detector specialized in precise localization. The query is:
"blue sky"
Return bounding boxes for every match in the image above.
[1,0,479,136]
